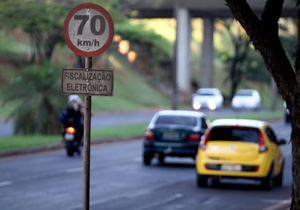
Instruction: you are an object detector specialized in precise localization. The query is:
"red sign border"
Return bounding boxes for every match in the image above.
[63,3,114,57]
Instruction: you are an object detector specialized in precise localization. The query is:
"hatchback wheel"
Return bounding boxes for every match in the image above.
[143,152,152,165]
[261,168,273,190]
[211,177,220,185]
[197,174,208,187]
[273,163,284,187]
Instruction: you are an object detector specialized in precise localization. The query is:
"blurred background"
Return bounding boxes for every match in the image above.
[0,0,295,136]
[0,1,295,210]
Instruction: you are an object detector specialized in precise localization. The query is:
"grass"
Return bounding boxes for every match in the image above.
[91,123,148,139]
[0,123,149,152]
[0,135,61,151]
[90,54,171,111]
[0,111,285,152]
[208,110,284,122]
[0,52,171,118]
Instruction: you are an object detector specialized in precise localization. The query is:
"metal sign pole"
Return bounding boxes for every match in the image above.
[63,4,114,210]
[83,57,92,210]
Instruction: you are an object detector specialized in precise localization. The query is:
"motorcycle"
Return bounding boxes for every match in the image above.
[63,124,83,157]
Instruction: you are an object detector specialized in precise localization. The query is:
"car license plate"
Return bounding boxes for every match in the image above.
[163,131,180,140]
[221,164,242,172]
[65,133,74,141]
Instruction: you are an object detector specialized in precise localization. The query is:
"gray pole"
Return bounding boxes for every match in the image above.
[172,0,178,110]
[200,17,214,88]
[83,57,92,210]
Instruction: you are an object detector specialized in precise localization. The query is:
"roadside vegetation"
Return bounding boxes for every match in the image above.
[0,110,284,152]
[0,123,148,152]
[0,0,172,135]
[0,0,292,137]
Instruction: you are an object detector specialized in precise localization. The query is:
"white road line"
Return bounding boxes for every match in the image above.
[0,181,12,187]
[263,198,291,210]
[66,177,189,210]
[132,157,141,162]
[64,167,83,173]
[136,193,183,210]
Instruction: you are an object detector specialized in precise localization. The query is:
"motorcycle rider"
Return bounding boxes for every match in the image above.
[60,95,84,152]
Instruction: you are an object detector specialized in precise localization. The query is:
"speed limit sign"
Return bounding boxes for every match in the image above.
[63,3,114,57]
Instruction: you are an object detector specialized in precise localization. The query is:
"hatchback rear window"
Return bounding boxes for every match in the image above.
[208,127,259,143]
[155,116,197,127]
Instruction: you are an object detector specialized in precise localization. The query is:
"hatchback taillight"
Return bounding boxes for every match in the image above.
[189,132,200,141]
[66,127,76,134]
[200,130,211,150]
[259,132,268,152]
[144,129,154,140]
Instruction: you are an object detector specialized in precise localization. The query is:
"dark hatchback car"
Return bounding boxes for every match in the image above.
[143,110,208,165]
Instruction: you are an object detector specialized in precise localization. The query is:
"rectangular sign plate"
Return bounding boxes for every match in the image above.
[62,68,113,96]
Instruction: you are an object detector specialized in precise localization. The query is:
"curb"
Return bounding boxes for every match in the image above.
[0,135,143,159]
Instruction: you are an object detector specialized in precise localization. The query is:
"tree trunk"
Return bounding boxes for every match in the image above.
[45,34,59,61]
[291,105,300,209]
[225,0,299,208]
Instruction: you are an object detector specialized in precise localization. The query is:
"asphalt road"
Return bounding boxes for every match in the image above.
[0,120,292,210]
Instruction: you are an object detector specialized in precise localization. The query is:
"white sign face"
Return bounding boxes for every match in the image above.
[64,3,114,57]
[68,9,109,52]
[62,68,114,96]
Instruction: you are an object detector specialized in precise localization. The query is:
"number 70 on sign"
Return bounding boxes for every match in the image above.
[63,3,114,57]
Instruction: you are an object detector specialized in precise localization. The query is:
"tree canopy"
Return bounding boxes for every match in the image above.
[0,0,125,64]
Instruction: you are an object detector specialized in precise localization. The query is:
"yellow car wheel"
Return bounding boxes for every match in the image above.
[197,174,208,187]
[261,167,273,190]
[273,161,284,187]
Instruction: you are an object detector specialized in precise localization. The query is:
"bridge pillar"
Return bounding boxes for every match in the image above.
[200,17,215,88]
[176,5,191,102]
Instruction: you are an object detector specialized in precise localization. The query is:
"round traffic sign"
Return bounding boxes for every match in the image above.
[63,3,114,57]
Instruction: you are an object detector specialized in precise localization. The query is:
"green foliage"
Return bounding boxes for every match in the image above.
[217,19,270,95]
[243,51,270,83]
[115,21,173,62]
[0,0,126,63]
[0,0,70,63]
[279,19,297,65]
[2,63,67,134]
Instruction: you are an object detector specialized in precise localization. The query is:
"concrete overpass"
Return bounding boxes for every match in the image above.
[125,0,298,101]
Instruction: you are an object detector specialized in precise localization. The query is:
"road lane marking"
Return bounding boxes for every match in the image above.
[263,198,291,210]
[66,177,190,210]
[0,181,12,187]
[136,193,183,210]
[132,157,141,162]
[65,167,83,173]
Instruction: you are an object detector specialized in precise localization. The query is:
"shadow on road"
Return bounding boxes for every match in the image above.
[148,158,196,168]
[204,179,289,192]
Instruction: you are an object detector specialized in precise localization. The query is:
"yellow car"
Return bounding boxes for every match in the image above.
[196,119,286,190]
